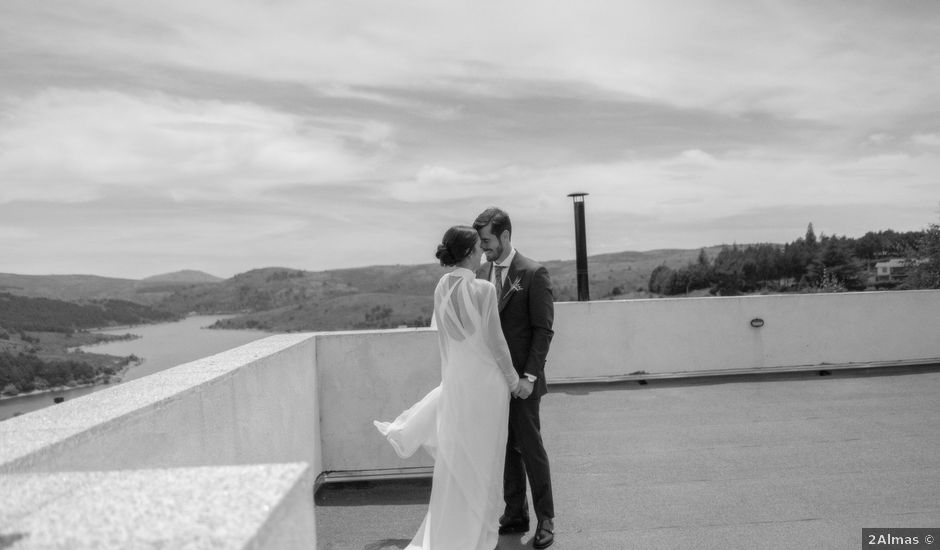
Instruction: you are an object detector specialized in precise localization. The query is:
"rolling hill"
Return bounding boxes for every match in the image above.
[155,266,446,331]
[155,247,729,331]
[0,292,177,333]
[1,247,732,332]
[0,270,222,305]
[142,270,224,284]
[545,245,728,301]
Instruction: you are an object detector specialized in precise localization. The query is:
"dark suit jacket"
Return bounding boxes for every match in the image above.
[477,251,554,397]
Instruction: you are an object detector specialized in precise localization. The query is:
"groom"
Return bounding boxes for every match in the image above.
[474,207,555,549]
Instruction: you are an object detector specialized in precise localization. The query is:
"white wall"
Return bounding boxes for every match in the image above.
[316,329,440,473]
[0,333,321,474]
[549,290,940,378]
[318,290,940,472]
[0,333,321,550]
[0,463,316,550]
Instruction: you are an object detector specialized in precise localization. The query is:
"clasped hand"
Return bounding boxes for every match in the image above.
[512,378,534,399]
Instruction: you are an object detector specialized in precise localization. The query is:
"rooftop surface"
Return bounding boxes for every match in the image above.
[315,366,940,550]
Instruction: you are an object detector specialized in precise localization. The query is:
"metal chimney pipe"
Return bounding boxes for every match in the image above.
[567,192,590,301]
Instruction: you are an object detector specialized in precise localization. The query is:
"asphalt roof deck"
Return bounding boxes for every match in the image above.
[315,366,940,550]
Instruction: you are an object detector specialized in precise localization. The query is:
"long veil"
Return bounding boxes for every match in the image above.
[374,268,517,550]
[372,270,483,459]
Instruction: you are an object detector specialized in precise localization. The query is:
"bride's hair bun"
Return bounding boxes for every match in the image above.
[435,243,457,266]
[435,225,479,267]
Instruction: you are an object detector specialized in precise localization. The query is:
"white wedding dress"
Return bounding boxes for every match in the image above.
[375,267,520,550]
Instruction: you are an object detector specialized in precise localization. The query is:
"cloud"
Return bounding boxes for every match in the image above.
[864,133,895,146]
[7,1,939,120]
[415,165,488,187]
[0,89,383,203]
[912,133,940,147]
[673,149,719,169]
[385,164,522,204]
[1,0,939,278]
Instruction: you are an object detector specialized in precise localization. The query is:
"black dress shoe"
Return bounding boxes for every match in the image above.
[498,514,529,534]
[533,518,554,549]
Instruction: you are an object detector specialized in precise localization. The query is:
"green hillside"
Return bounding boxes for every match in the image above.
[0,272,221,305]
[142,270,223,284]
[158,249,719,331]
[0,293,172,397]
[157,266,446,331]
[0,293,177,333]
[546,246,728,301]
[0,249,745,334]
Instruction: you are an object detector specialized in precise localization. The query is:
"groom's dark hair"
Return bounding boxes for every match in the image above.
[473,207,512,239]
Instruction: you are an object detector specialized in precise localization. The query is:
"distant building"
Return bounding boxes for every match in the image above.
[874,258,914,283]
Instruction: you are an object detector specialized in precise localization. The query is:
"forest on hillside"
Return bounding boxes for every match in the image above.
[0,293,177,333]
[648,224,940,296]
[0,294,171,398]
[0,351,135,397]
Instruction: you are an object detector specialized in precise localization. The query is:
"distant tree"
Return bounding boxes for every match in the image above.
[901,222,940,289]
[803,250,825,287]
[667,250,714,295]
[648,265,676,295]
[753,245,777,282]
[69,361,95,383]
[803,269,848,293]
[405,315,432,327]
[818,236,865,290]
[805,223,817,248]
[780,241,810,282]
[710,245,745,295]
[696,248,710,268]
[854,231,884,269]
[0,293,174,333]
[667,268,690,295]
[891,231,924,256]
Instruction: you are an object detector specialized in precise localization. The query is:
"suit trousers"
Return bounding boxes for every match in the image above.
[503,394,554,523]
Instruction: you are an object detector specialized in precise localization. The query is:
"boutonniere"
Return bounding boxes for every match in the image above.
[508,276,523,293]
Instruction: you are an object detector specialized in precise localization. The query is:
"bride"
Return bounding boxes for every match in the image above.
[374,225,522,550]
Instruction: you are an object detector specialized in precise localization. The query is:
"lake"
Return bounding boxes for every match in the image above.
[0,315,270,421]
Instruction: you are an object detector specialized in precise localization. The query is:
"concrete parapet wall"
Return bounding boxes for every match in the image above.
[317,290,940,472]
[550,290,940,377]
[316,329,440,474]
[0,463,315,549]
[0,333,321,474]
[0,333,320,549]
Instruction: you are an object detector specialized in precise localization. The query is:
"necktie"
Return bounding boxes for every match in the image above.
[495,265,505,297]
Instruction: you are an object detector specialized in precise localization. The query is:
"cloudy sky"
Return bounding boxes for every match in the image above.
[1,1,939,279]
